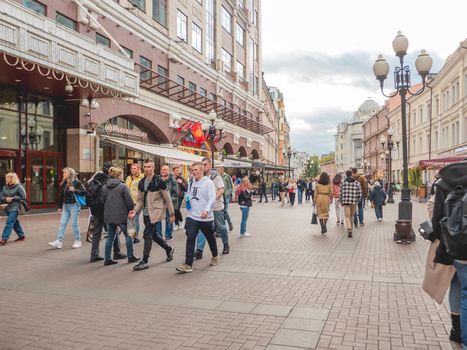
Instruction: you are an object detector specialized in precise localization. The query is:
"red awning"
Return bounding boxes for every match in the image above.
[418,157,467,170]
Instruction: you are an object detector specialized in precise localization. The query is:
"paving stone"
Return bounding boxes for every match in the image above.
[282,317,326,332]
[216,301,258,313]
[289,307,329,320]
[270,329,320,348]
[252,304,293,317]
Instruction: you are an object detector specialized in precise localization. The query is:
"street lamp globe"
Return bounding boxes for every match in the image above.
[380,134,387,145]
[392,31,409,57]
[215,119,225,131]
[201,121,210,131]
[387,127,394,136]
[373,55,390,81]
[208,109,217,122]
[415,49,433,77]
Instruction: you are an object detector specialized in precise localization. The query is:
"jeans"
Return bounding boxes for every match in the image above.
[450,273,462,313]
[142,215,172,262]
[289,192,296,206]
[56,203,81,241]
[240,206,250,235]
[271,187,277,201]
[353,199,364,225]
[343,204,356,231]
[298,189,303,204]
[453,261,467,348]
[90,214,120,258]
[156,209,173,240]
[196,210,229,250]
[305,190,311,202]
[105,223,134,261]
[134,211,141,238]
[185,217,218,266]
[2,210,25,241]
[259,190,268,202]
[334,199,343,223]
[224,196,232,227]
[374,205,383,219]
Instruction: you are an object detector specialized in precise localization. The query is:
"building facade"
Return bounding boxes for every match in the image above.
[0,0,275,208]
[335,98,380,174]
[268,86,290,167]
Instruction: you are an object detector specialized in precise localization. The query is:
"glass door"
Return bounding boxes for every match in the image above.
[29,155,44,206]
[0,154,17,189]
[45,156,59,205]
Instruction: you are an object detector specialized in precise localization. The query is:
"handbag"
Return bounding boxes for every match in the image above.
[73,193,87,207]
[421,239,456,304]
[18,200,30,215]
[311,204,318,225]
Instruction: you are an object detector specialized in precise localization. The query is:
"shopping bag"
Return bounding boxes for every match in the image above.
[127,218,137,238]
[311,204,318,224]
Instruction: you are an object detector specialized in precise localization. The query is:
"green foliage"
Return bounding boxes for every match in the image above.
[408,168,422,190]
[303,155,320,178]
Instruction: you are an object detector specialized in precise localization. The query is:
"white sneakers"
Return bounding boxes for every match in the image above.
[48,240,82,249]
[240,233,251,238]
[48,239,63,249]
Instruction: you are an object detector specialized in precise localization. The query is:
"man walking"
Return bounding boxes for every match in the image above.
[297,176,306,204]
[217,165,234,232]
[125,163,144,243]
[89,161,124,263]
[173,166,188,230]
[194,158,230,257]
[156,165,179,241]
[258,177,268,203]
[131,160,175,271]
[176,162,219,273]
[340,169,362,238]
[351,167,368,227]
[271,179,278,201]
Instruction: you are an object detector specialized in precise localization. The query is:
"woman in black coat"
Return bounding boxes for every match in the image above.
[100,167,138,266]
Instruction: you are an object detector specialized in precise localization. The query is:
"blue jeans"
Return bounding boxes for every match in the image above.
[298,189,303,204]
[156,209,173,240]
[105,223,133,261]
[134,211,141,238]
[453,261,467,348]
[224,196,232,226]
[353,199,364,225]
[2,210,25,241]
[374,205,383,219]
[56,203,81,241]
[450,273,462,313]
[196,210,228,250]
[240,206,250,235]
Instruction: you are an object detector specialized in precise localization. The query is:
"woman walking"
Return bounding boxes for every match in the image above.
[100,167,139,265]
[287,178,297,206]
[369,181,387,221]
[332,174,344,226]
[314,172,332,234]
[49,167,86,249]
[238,177,252,237]
[0,173,26,245]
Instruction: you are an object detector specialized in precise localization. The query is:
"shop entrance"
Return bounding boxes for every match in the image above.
[0,149,18,189]
[26,151,62,208]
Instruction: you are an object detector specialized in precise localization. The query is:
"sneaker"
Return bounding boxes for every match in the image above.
[14,236,25,242]
[228,223,234,232]
[176,264,193,273]
[90,256,104,263]
[194,249,203,260]
[210,256,219,266]
[72,240,82,249]
[165,237,173,242]
[113,252,127,260]
[166,247,174,262]
[222,244,230,254]
[240,233,251,237]
[104,260,118,266]
[378,218,382,222]
[48,239,62,249]
[133,259,149,271]
[128,255,140,263]
[348,230,353,238]
[173,225,180,231]
[360,223,365,227]
[336,221,340,226]
[133,237,140,244]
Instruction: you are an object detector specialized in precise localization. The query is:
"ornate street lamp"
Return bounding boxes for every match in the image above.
[373,31,433,242]
[283,147,295,179]
[21,101,44,149]
[380,127,400,204]
[202,109,224,168]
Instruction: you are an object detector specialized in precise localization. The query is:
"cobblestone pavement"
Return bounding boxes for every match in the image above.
[0,195,461,350]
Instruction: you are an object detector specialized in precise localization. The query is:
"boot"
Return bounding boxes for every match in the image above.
[319,220,325,234]
[449,313,462,343]
[323,220,328,234]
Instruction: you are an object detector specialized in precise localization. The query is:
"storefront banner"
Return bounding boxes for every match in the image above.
[223,158,252,168]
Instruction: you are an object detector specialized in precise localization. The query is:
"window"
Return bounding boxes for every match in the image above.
[139,56,152,81]
[121,46,133,59]
[192,23,202,53]
[96,33,111,47]
[412,111,417,127]
[419,106,423,124]
[199,88,207,96]
[221,6,232,33]
[56,12,77,31]
[209,93,217,101]
[254,76,259,95]
[176,75,185,97]
[205,0,215,64]
[236,61,245,80]
[177,10,188,42]
[157,65,168,88]
[221,49,232,72]
[188,82,196,96]
[236,23,244,46]
[152,0,167,26]
[129,0,145,11]
[23,0,46,15]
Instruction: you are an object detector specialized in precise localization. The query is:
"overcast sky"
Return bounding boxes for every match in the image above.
[261,0,467,156]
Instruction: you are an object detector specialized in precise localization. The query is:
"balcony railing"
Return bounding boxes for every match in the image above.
[135,63,272,135]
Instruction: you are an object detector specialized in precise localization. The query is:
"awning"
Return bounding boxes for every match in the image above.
[418,157,467,170]
[102,137,203,164]
[223,158,252,168]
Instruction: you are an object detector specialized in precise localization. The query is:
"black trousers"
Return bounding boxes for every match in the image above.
[289,192,296,206]
[90,214,120,258]
[174,198,184,226]
[142,215,172,262]
[184,217,218,266]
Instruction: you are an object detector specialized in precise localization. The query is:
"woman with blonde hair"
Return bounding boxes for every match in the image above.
[49,167,86,249]
[286,178,297,206]
[0,172,26,245]
[237,177,253,237]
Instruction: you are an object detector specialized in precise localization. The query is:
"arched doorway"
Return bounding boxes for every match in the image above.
[251,149,260,160]
[238,146,247,158]
[222,142,234,157]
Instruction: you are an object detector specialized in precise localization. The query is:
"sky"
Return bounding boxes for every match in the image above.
[261,0,467,156]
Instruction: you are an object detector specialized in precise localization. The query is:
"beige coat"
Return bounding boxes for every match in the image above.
[134,187,174,224]
[314,183,332,219]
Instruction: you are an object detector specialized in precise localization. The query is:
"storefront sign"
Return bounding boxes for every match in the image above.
[104,123,148,139]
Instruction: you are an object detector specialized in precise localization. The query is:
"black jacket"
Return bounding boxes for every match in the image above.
[57,179,86,209]
[238,189,252,207]
[89,172,110,216]
[100,178,134,225]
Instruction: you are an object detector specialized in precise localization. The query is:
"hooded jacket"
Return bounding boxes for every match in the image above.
[100,178,134,225]
[369,184,387,206]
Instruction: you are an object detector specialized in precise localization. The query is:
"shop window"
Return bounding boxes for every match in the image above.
[96,33,111,47]
[56,12,77,31]
[23,0,46,15]
[152,0,167,26]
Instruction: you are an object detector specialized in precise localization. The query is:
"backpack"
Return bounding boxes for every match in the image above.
[85,178,103,209]
[440,184,467,260]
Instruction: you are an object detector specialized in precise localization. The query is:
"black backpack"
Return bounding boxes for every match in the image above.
[86,178,103,210]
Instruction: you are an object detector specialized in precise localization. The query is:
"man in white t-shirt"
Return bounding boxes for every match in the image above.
[176,162,219,273]
[194,158,230,257]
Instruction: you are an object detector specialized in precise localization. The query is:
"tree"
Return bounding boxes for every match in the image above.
[304,156,320,178]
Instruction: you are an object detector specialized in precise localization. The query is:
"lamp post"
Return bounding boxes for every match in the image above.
[373,31,433,242]
[202,109,224,168]
[283,147,294,179]
[380,128,400,203]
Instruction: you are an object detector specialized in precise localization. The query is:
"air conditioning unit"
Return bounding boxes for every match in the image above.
[215,59,224,71]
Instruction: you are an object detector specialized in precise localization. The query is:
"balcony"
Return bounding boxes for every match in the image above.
[0,0,138,97]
